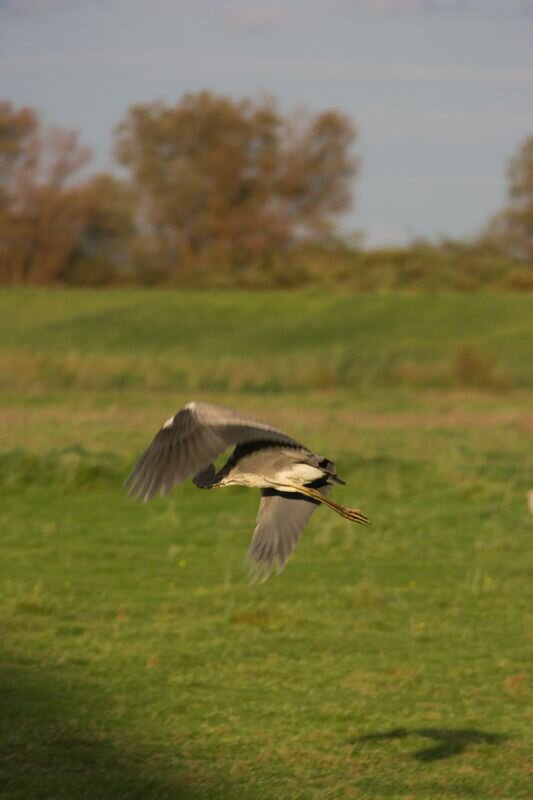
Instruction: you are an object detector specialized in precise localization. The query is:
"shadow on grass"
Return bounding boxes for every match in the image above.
[354,727,508,762]
[0,658,232,800]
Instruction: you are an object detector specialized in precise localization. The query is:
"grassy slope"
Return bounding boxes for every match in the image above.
[1,290,533,399]
[1,290,532,799]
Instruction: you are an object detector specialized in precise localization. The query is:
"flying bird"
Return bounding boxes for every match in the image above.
[125,401,369,578]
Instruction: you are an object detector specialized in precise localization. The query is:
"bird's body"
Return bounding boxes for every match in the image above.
[125,401,368,578]
[197,444,337,491]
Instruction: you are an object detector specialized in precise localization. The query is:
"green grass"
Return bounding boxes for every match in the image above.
[1,289,533,396]
[1,289,532,799]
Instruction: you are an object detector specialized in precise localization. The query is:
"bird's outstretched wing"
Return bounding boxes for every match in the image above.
[125,401,304,501]
[247,486,330,580]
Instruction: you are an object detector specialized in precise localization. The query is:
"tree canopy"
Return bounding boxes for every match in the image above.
[114,92,357,272]
[0,96,530,289]
[0,101,92,284]
[487,134,533,262]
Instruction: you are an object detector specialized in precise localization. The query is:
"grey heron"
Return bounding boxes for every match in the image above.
[125,401,369,577]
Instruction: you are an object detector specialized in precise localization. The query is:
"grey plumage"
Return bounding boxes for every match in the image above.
[248,487,331,579]
[125,401,368,578]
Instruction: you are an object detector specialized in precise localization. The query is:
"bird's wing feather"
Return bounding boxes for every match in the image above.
[247,486,330,579]
[124,401,303,501]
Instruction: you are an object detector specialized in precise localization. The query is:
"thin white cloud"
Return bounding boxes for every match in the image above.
[0,0,70,13]
[361,105,533,141]
[225,3,297,34]
[340,0,464,11]
[229,55,533,85]
[340,0,533,13]
[0,0,108,15]
[2,51,532,89]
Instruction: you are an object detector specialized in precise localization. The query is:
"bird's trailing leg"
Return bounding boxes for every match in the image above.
[295,485,369,525]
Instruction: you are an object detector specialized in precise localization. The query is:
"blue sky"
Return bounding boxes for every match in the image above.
[1,0,532,245]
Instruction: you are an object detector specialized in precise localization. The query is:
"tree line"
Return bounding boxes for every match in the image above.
[0,93,531,289]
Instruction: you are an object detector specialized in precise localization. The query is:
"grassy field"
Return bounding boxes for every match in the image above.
[1,289,532,799]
